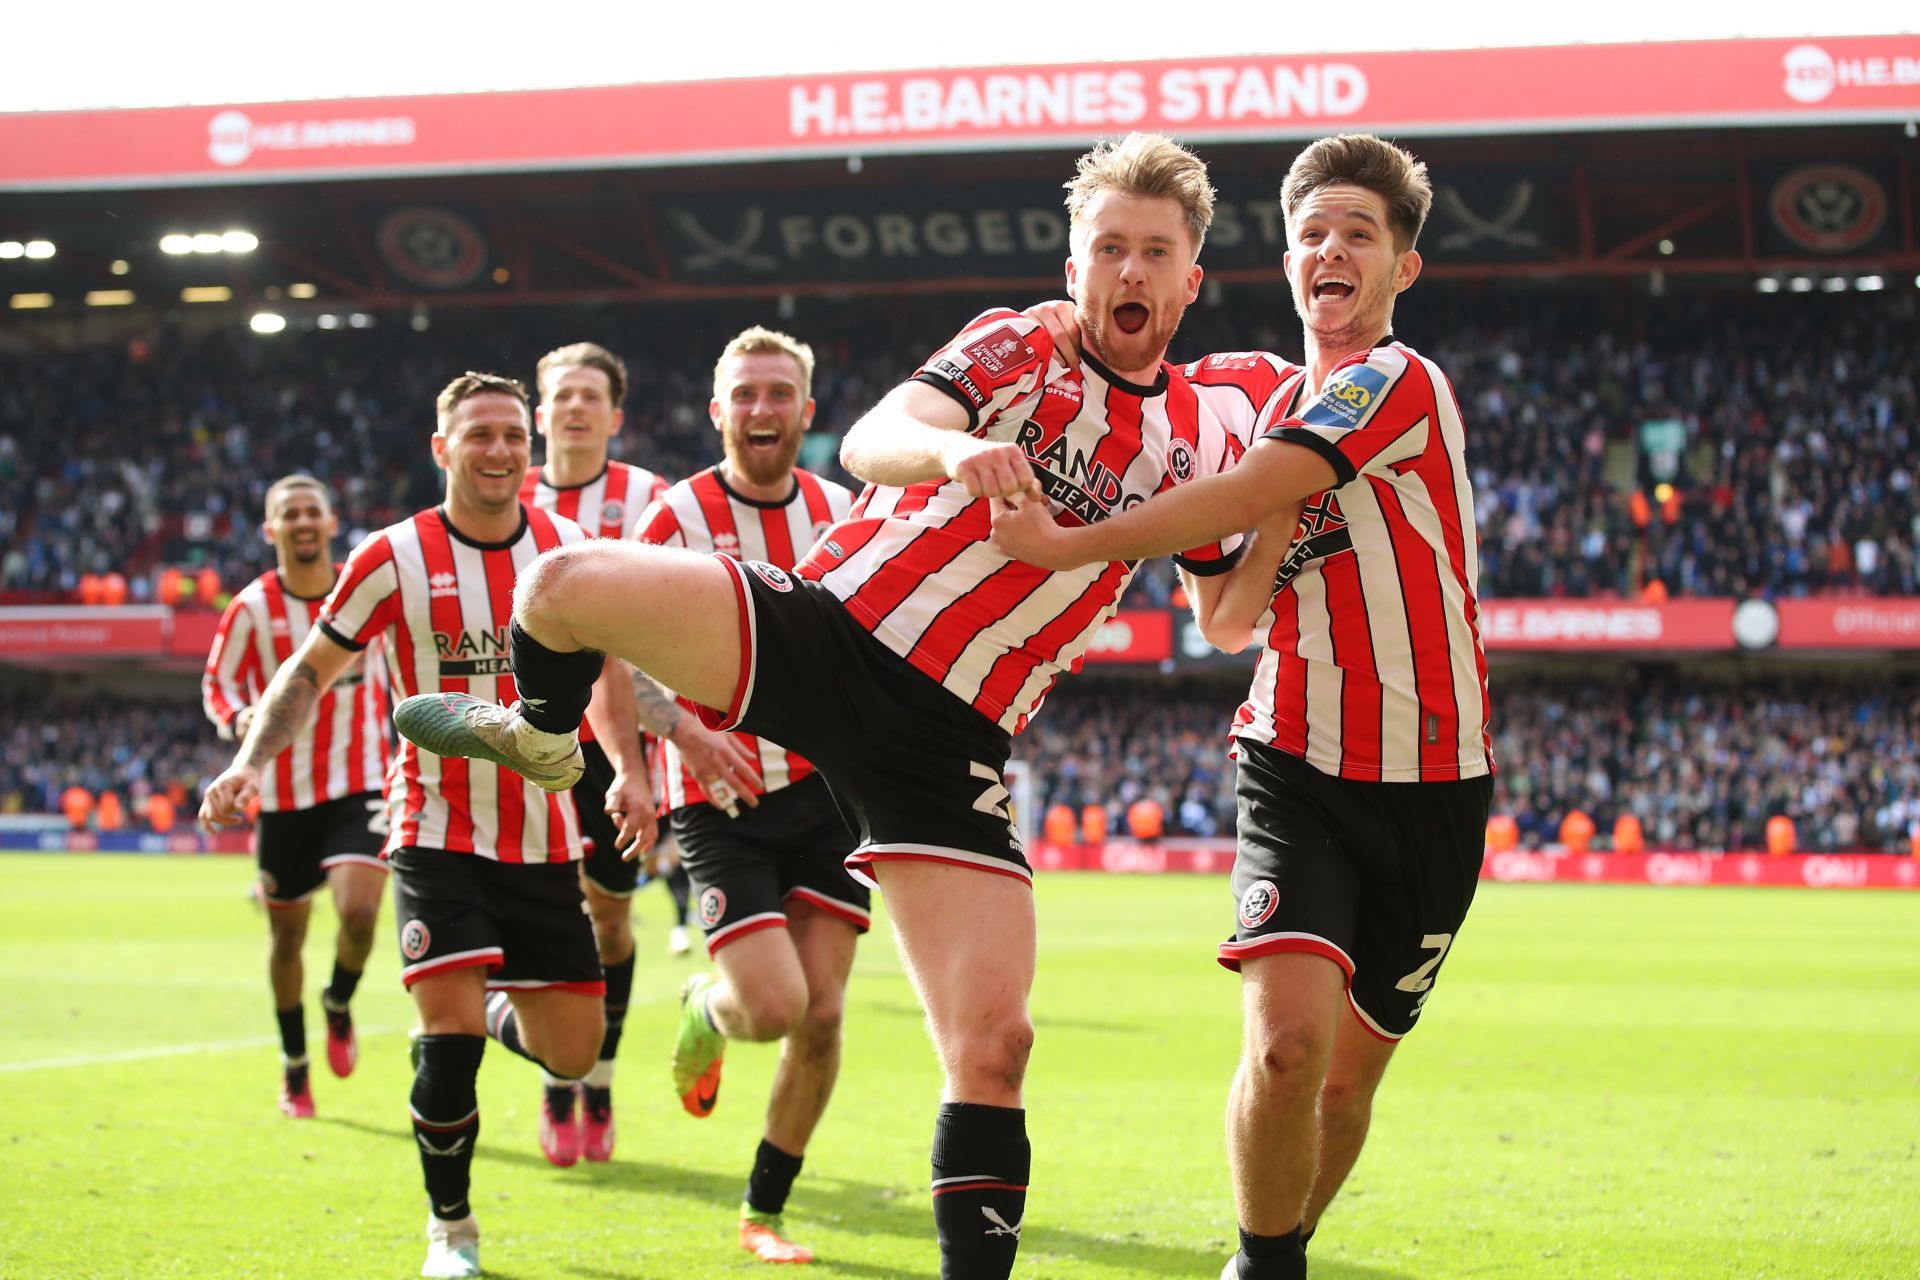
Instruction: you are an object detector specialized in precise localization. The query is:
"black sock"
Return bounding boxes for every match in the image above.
[484,991,547,1070]
[276,1005,306,1061]
[745,1138,806,1216]
[1233,1226,1305,1280]
[930,1102,1029,1280]
[667,863,691,925]
[599,952,635,1062]
[508,620,603,733]
[324,962,361,1008]
[411,1034,484,1222]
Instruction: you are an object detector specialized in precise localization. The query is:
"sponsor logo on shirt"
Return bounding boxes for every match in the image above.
[433,626,513,677]
[1301,363,1389,429]
[1273,492,1352,593]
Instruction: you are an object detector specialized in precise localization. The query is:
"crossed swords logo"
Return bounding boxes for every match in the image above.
[1434,181,1541,251]
[670,208,778,271]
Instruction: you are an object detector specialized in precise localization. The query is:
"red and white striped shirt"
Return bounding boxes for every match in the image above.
[519,460,669,541]
[636,465,854,812]
[797,309,1244,735]
[1192,343,1491,783]
[318,506,591,861]
[202,568,391,813]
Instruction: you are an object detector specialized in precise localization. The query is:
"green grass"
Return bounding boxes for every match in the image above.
[1,857,1916,1279]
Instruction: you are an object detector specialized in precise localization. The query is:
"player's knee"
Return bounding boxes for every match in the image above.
[735,981,807,1042]
[338,899,379,941]
[1247,1021,1328,1092]
[1319,1071,1380,1125]
[955,1010,1033,1093]
[793,993,845,1055]
[542,1030,602,1081]
[267,913,307,955]
[515,542,602,621]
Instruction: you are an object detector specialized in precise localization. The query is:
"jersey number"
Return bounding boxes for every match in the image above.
[1394,933,1453,994]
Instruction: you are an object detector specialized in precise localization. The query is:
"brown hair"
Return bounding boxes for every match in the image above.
[263,473,331,517]
[1063,132,1216,251]
[1281,134,1433,252]
[536,341,628,405]
[712,325,816,400]
[435,371,530,434]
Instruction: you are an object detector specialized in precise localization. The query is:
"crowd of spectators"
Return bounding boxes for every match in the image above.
[2,286,1916,607]
[0,685,224,829]
[13,667,1911,856]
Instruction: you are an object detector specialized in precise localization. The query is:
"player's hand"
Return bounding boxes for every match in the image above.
[199,764,261,830]
[988,494,1083,570]
[668,719,759,816]
[606,769,659,859]
[1022,299,1081,368]
[944,437,1044,503]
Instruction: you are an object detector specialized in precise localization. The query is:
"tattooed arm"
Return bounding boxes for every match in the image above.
[631,668,761,814]
[199,630,357,828]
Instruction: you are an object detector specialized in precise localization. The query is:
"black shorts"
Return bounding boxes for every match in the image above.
[574,737,643,897]
[1222,739,1492,1040]
[671,772,868,956]
[700,558,1026,887]
[389,845,603,995]
[254,791,388,906]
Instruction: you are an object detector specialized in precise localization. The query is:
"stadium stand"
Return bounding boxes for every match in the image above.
[3,289,1916,606]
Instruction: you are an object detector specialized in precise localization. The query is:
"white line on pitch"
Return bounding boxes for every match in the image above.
[0,1027,397,1074]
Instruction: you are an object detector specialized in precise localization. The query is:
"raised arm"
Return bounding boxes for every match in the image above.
[989,438,1336,570]
[840,380,1042,501]
[199,628,359,827]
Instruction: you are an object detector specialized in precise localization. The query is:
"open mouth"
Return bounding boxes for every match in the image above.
[1312,278,1356,301]
[478,468,516,479]
[745,429,782,449]
[1111,302,1150,335]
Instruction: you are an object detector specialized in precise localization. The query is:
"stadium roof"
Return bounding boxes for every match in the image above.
[3,36,1917,191]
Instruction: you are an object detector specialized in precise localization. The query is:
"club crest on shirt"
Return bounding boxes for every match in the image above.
[699,887,727,927]
[1238,880,1279,930]
[1166,437,1196,483]
[600,500,624,530]
[747,562,794,592]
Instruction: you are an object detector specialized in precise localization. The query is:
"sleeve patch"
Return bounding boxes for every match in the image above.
[1300,363,1390,429]
[927,355,988,408]
[963,325,1040,378]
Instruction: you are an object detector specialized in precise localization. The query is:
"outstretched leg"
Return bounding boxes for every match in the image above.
[877,861,1036,1280]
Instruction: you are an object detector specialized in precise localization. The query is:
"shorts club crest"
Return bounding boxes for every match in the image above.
[1238,880,1279,930]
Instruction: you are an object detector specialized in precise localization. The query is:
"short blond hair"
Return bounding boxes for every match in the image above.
[264,473,330,518]
[1064,132,1216,251]
[1282,134,1433,252]
[712,326,815,400]
[536,341,628,404]
[435,371,529,435]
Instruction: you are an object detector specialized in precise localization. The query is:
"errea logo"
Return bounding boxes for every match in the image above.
[428,572,460,599]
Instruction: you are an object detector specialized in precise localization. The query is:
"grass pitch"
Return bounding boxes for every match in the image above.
[1,856,1915,1279]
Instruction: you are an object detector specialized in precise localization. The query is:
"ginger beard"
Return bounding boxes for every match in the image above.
[714,352,810,490]
[1079,291,1185,376]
